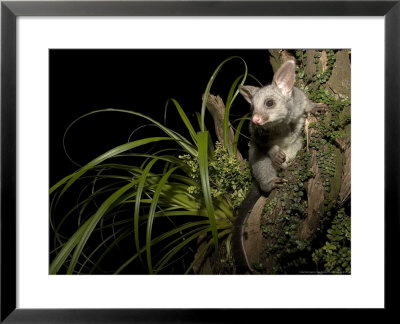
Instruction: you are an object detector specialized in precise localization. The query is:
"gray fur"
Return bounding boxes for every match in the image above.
[239,60,315,194]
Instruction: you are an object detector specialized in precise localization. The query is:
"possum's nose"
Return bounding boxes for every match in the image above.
[252,115,262,125]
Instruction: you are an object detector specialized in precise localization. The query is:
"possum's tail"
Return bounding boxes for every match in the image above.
[232,182,262,274]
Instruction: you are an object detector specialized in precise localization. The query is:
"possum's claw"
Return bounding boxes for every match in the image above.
[269,177,286,190]
[272,150,286,166]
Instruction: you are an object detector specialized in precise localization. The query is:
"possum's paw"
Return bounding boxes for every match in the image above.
[260,177,286,193]
[266,177,287,191]
[272,150,286,166]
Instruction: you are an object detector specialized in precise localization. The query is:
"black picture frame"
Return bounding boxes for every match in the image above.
[1,0,398,322]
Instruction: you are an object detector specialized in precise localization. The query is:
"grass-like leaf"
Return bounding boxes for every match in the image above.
[146,166,179,273]
[165,98,198,145]
[50,181,136,274]
[233,115,250,156]
[196,131,218,254]
[224,64,248,154]
[50,56,252,275]
[200,56,247,132]
[51,137,172,197]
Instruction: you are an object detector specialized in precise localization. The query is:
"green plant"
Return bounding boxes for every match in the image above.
[261,147,315,274]
[312,208,351,274]
[180,142,252,210]
[50,56,251,274]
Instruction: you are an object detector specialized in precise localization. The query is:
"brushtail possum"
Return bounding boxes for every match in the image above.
[233,60,327,273]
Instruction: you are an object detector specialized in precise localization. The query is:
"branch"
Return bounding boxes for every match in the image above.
[204,93,244,163]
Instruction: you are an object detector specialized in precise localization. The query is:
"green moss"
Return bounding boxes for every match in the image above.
[261,144,313,273]
[263,198,278,215]
[180,141,252,210]
[312,208,351,274]
[295,49,336,89]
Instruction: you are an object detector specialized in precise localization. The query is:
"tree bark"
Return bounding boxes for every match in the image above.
[204,94,244,163]
[196,50,351,274]
[247,49,351,273]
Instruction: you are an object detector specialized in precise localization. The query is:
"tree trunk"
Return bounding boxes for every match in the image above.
[197,49,351,274]
[243,49,351,274]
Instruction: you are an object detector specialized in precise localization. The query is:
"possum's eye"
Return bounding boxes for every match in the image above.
[265,99,274,108]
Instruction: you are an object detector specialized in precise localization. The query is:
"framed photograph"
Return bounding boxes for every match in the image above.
[1,0,398,322]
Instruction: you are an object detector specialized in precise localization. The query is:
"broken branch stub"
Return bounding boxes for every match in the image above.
[204,93,244,163]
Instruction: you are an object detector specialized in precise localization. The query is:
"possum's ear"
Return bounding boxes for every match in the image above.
[238,85,259,104]
[273,60,295,97]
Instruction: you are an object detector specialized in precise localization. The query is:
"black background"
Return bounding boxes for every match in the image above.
[49,49,274,273]
[50,49,274,186]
